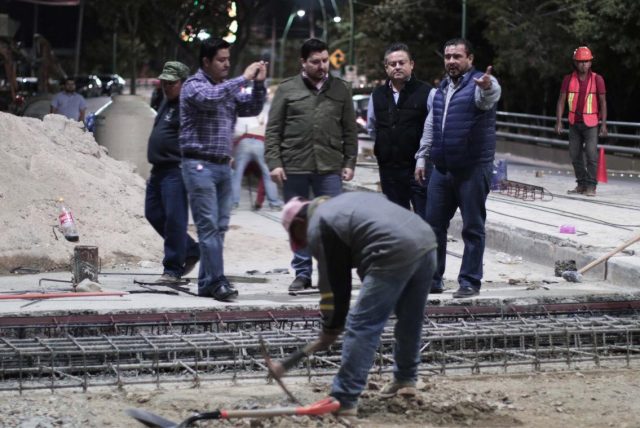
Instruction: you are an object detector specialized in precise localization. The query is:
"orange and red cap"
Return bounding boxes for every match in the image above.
[573,46,593,61]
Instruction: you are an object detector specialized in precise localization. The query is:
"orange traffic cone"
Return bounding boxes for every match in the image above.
[597,146,608,183]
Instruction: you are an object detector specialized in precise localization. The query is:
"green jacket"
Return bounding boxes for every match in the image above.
[265,74,358,174]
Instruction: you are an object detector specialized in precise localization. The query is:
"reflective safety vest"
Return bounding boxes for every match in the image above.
[567,71,599,127]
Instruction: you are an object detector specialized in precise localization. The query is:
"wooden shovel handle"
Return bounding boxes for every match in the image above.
[579,232,640,274]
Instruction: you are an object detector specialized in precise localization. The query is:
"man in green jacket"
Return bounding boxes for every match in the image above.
[265,38,358,293]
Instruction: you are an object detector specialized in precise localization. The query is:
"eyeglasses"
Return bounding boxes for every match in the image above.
[385,60,408,68]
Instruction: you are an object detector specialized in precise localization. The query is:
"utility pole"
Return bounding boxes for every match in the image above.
[112,15,119,74]
[461,0,467,39]
[318,0,328,42]
[269,15,276,78]
[348,0,354,66]
[308,7,315,38]
[73,0,85,76]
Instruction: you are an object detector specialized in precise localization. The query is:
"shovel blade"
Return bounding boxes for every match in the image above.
[126,408,178,428]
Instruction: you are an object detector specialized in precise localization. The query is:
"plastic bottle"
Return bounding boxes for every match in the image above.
[57,197,79,242]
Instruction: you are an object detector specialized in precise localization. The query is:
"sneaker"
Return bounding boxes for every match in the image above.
[584,187,596,197]
[453,286,480,298]
[288,276,312,292]
[153,273,183,284]
[379,381,417,399]
[335,405,358,417]
[567,185,586,194]
[183,256,199,277]
[269,204,283,211]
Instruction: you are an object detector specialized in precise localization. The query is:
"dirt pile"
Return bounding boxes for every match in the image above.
[0,112,161,273]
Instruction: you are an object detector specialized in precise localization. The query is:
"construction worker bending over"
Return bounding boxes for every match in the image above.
[279,192,437,416]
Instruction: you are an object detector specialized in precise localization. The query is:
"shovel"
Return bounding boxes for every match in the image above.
[562,231,640,282]
[126,397,340,427]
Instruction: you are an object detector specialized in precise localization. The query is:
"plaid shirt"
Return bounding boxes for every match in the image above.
[179,68,266,158]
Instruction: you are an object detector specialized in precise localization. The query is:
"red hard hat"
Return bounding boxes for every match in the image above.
[281,197,310,251]
[573,46,593,61]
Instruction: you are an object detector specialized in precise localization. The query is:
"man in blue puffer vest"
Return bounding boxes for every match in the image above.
[414,38,501,298]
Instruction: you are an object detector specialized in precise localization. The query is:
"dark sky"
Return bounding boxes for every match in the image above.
[1,0,81,49]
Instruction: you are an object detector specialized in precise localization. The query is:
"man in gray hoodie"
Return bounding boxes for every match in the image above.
[279,192,437,416]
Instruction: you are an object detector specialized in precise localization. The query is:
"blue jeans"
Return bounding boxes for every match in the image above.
[283,173,342,279]
[425,162,492,290]
[145,166,199,277]
[569,123,598,188]
[232,138,282,206]
[181,158,233,293]
[379,164,432,221]
[330,249,437,408]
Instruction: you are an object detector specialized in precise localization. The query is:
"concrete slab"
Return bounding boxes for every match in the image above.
[0,153,638,318]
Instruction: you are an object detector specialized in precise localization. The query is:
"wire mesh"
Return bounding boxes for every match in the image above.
[1,315,640,392]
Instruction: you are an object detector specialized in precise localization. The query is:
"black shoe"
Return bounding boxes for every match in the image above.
[183,256,199,277]
[430,281,444,294]
[453,286,480,298]
[199,283,238,301]
[288,276,312,292]
[218,275,237,292]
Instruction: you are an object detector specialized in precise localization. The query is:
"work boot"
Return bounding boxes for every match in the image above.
[380,380,417,399]
[334,405,358,417]
[288,276,312,292]
[430,281,444,294]
[584,186,596,197]
[567,185,586,194]
[153,273,183,285]
[452,286,480,298]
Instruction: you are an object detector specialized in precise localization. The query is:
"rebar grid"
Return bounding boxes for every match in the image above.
[2,315,640,392]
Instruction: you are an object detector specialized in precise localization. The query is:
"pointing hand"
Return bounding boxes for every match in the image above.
[473,65,493,90]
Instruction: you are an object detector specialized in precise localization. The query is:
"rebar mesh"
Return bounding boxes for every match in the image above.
[2,315,640,392]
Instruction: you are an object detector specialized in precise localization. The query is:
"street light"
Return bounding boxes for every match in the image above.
[278,9,305,79]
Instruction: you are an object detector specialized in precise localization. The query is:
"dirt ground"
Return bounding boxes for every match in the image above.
[2,368,640,427]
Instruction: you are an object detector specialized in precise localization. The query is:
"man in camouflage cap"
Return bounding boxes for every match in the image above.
[145,61,200,284]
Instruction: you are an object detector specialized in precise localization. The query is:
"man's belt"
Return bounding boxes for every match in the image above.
[183,152,231,164]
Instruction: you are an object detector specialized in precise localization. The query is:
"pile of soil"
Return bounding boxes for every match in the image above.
[0,112,161,273]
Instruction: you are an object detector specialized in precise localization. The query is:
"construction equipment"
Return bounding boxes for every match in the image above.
[562,231,640,282]
[126,397,340,427]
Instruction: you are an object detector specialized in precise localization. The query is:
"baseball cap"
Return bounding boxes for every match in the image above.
[282,197,310,251]
[158,61,190,81]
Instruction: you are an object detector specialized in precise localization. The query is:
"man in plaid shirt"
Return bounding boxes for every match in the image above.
[180,38,266,302]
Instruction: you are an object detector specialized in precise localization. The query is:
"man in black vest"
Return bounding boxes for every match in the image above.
[367,43,432,219]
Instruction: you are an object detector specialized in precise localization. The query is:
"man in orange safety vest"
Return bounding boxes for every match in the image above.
[555,46,607,197]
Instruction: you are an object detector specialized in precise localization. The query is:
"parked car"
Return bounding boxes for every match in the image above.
[74,75,102,98]
[97,74,125,96]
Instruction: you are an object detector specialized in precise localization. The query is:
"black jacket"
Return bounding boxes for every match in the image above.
[147,99,182,167]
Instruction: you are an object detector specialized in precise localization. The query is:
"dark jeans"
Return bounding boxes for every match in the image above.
[283,173,342,279]
[425,162,492,290]
[330,249,437,408]
[569,123,598,188]
[379,164,432,221]
[145,166,199,277]
[181,159,233,294]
